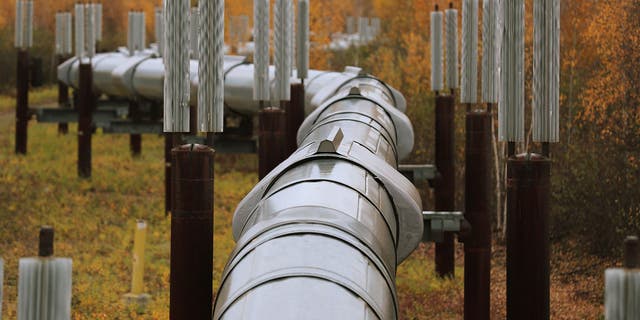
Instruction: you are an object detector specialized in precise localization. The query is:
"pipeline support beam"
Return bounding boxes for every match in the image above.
[170,144,214,320]
[506,154,551,320]
[463,110,491,320]
[129,100,142,156]
[434,94,456,278]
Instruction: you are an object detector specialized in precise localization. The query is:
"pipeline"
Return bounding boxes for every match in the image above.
[58,51,422,320]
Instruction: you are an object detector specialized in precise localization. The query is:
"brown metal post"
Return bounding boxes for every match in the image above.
[435,94,456,278]
[506,154,551,320]
[78,63,94,179]
[286,83,305,155]
[624,236,639,269]
[15,50,29,155]
[463,111,491,320]
[57,55,70,135]
[39,226,55,258]
[165,133,174,215]
[170,144,214,320]
[129,100,142,156]
[258,107,287,179]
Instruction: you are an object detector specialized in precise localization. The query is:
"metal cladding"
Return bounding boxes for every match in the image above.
[62,12,73,55]
[95,3,103,42]
[445,8,459,90]
[482,0,500,103]
[499,0,525,142]
[215,79,421,319]
[25,0,34,48]
[461,0,478,103]
[533,0,560,143]
[163,0,191,132]
[605,268,640,319]
[15,0,23,48]
[198,0,225,132]
[18,258,72,320]
[605,237,640,319]
[275,0,292,101]
[506,154,551,320]
[170,144,214,320]
[190,7,199,60]
[155,7,164,57]
[296,0,310,80]
[431,11,444,92]
[253,0,270,102]
[128,11,146,56]
[14,0,35,49]
[85,4,96,58]
[75,4,85,59]
[19,227,72,320]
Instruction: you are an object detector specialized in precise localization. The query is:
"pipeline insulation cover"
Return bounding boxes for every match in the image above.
[163,0,191,132]
[431,11,444,92]
[461,0,478,103]
[296,0,310,79]
[253,0,270,101]
[499,0,524,142]
[275,0,292,101]
[17,258,72,320]
[198,0,225,132]
[482,0,500,103]
[532,0,560,142]
[445,9,459,90]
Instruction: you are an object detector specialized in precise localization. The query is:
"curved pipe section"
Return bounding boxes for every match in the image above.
[214,83,423,319]
[57,52,412,158]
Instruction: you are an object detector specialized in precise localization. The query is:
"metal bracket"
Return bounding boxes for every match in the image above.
[422,211,465,243]
[398,164,438,185]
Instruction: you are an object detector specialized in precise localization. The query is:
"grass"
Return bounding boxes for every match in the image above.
[0,87,606,319]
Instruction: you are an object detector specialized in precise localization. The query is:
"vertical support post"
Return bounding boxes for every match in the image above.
[506,154,551,320]
[624,236,639,269]
[435,94,456,278]
[463,110,491,320]
[57,55,69,135]
[165,133,175,215]
[258,107,287,179]
[129,100,142,156]
[131,220,147,295]
[39,226,54,258]
[170,144,214,320]
[78,63,93,179]
[15,50,29,155]
[286,83,305,155]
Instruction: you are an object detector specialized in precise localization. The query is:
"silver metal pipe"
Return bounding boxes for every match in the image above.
[57,53,411,158]
[215,80,422,320]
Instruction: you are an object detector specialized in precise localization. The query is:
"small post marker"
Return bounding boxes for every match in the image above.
[124,220,151,308]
